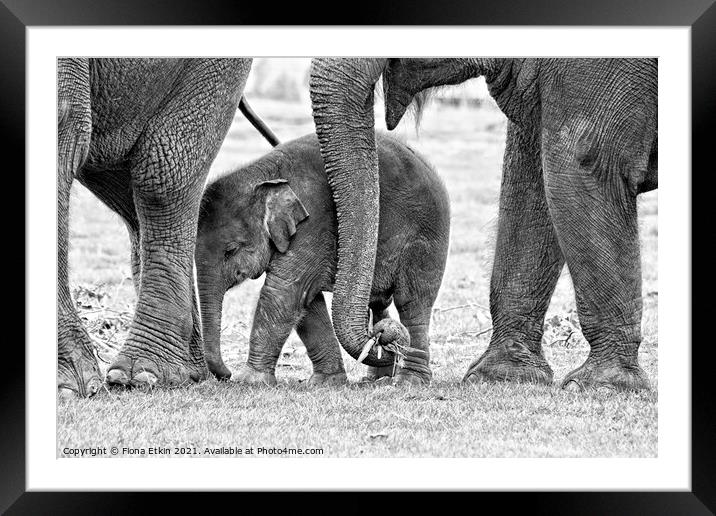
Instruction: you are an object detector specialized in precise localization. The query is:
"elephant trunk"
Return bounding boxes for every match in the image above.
[309,58,392,368]
[197,270,229,378]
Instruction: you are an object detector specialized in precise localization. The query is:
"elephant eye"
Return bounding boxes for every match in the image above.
[224,243,241,259]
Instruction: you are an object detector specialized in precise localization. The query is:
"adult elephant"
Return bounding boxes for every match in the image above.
[309,58,657,391]
[58,58,286,397]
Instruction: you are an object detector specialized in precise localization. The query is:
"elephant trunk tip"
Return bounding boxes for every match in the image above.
[385,112,400,131]
[384,99,411,131]
[384,87,429,132]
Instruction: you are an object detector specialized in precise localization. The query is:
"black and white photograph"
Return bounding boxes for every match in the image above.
[11,12,705,503]
[56,55,659,458]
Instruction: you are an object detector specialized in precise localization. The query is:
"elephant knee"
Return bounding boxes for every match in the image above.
[543,115,652,200]
[543,117,599,173]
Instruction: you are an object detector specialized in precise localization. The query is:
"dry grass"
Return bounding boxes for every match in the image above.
[60,94,658,458]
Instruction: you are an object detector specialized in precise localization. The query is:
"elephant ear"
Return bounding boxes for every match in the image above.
[255,178,309,253]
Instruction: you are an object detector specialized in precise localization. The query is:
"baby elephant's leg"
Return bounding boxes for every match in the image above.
[391,306,432,386]
[361,301,398,383]
[296,293,347,387]
[235,275,303,386]
[390,240,448,386]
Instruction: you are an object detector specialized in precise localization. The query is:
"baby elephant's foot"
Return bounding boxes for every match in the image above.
[359,364,395,384]
[394,347,432,386]
[308,371,348,387]
[562,354,650,392]
[365,319,431,386]
[234,363,277,386]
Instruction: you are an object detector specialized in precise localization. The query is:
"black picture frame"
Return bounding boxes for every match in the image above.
[5,0,711,513]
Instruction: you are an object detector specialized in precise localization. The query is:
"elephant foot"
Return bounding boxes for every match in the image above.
[359,364,395,384]
[308,371,348,387]
[463,338,553,385]
[562,354,650,392]
[393,372,427,387]
[106,346,208,390]
[394,347,432,386]
[207,356,232,381]
[58,328,103,398]
[234,363,277,386]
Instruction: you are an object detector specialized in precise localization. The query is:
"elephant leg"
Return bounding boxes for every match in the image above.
[392,298,433,386]
[295,293,347,387]
[79,169,210,381]
[59,173,102,398]
[104,72,247,388]
[542,124,649,392]
[464,122,563,385]
[234,273,304,386]
[104,166,209,388]
[57,59,102,398]
[390,238,447,386]
[105,152,214,388]
[360,299,396,383]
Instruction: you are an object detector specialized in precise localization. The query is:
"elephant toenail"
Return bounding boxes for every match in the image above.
[132,371,158,388]
[563,380,582,392]
[462,372,480,384]
[58,387,77,400]
[106,369,130,385]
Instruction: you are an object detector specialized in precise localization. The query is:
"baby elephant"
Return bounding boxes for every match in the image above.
[196,133,450,386]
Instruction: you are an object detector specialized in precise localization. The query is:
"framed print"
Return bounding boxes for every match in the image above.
[6,0,713,512]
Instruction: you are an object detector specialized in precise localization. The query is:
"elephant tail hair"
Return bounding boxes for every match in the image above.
[239,96,281,147]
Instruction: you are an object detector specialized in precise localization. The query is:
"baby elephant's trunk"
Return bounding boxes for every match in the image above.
[197,272,230,379]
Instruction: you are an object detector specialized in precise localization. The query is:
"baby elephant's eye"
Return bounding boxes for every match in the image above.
[224,244,241,259]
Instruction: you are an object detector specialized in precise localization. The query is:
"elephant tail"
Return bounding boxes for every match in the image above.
[239,96,280,147]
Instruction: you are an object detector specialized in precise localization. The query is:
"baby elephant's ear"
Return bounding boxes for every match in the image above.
[257,179,309,253]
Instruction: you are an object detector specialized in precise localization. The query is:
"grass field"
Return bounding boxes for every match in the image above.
[58,95,658,458]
